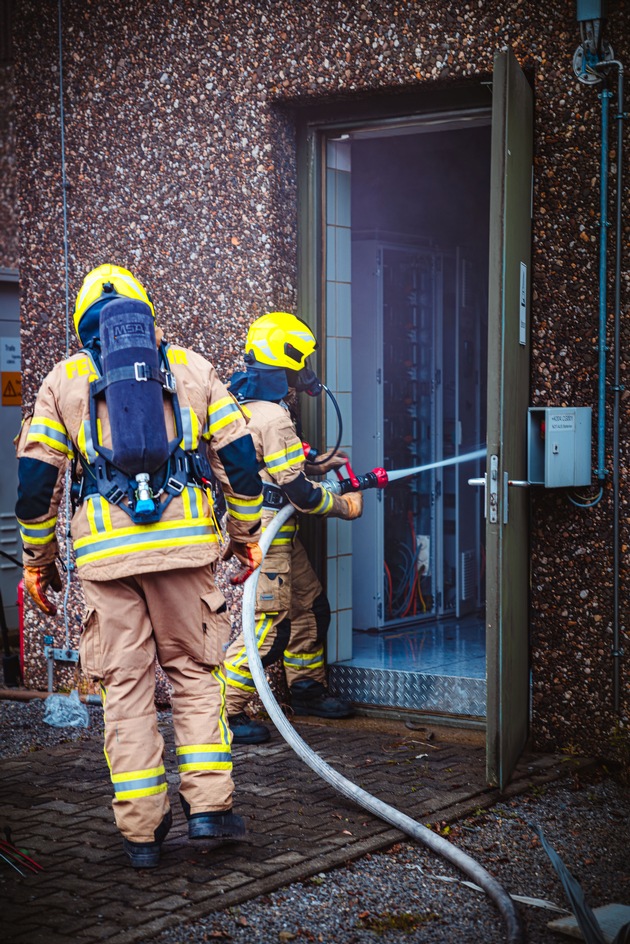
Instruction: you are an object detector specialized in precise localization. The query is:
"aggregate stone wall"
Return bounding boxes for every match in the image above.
[0,59,18,270]
[11,0,630,765]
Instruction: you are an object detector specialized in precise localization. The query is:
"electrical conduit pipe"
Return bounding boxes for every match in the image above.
[242,502,524,944]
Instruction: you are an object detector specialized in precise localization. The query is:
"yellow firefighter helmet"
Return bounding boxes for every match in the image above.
[73,264,154,339]
[245,312,317,370]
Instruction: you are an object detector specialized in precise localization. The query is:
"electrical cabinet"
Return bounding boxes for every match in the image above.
[527,407,592,488]
[350,239,487,631]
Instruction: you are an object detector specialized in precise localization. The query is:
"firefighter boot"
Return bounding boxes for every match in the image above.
[290,680,354,719]
[229,711,271,745]
[122,810,172,869]
[180,795,247,841]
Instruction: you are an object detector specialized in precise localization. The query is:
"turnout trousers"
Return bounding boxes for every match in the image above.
[224,518,328,715]
[79,565,234,843]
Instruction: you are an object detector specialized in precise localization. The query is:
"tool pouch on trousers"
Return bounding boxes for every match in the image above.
[256,557,291,614]
[79,607,104,682]
[200,589,232,665]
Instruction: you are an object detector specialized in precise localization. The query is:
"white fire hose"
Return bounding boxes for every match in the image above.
[241,502,524,944]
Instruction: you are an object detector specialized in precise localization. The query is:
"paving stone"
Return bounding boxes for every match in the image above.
[0,715,596,943]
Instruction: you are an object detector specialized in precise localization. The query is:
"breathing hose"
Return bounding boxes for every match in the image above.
[241,502,524,944]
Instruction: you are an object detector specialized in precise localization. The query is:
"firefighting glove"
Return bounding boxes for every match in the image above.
[221,540,264,585]
[305,449,349,476]
[329,491,364,521]
[24,562,62,616]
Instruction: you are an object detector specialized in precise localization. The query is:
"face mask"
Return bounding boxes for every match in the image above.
[286,367,323,397]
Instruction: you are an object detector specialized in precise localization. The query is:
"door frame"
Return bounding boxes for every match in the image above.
[294,62,533,784]
[484,48,534,788]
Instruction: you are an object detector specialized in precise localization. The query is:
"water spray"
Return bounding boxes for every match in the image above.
[319,447,487,495]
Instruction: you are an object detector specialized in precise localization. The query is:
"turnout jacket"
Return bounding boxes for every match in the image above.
[16,343,263,581]
[215,398,335,545]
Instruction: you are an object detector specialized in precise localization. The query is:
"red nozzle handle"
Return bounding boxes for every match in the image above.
[336,459,360,490]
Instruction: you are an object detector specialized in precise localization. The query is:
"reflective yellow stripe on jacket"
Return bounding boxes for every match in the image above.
[264,441,304,474]
[225,494,263,522]
[17,516,58,546]
[74,511,219,567]
[204,396,242,437]
[27,416,74,458]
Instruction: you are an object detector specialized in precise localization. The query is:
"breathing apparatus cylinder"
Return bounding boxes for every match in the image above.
[99,298,170,512]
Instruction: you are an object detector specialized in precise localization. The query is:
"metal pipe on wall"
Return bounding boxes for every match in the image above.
[592,58,625,714]
[610,61,624,713]
[596,81,611,481]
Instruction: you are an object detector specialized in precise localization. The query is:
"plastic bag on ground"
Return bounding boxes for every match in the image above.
[43,689,90,728]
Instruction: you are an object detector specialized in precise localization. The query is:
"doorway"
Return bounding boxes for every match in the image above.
[321,113,491,718]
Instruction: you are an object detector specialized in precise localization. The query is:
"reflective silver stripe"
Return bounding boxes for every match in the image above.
[313,488,333,515]
[177,750,232,766]
[207,398,241,435]
[74,519,218,565]
[225,616,272,690]
[112,770,167,798]
[18,518,57,543]
[224,665,255,690]
[176,743,233,771]
[225,494,263,520]
[81,420,98,462]
[265,443,304,472]
[283,648,325,670]
[27,419,73,456]
[180,408,196,451]
[88,496,108,531]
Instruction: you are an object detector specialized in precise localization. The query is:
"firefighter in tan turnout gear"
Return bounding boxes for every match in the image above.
[15,265,264,868]
[221,312,363,745]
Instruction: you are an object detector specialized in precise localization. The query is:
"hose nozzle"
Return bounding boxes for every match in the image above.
[324,461,389,494]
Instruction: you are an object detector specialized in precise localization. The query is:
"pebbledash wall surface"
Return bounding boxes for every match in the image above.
[3,0,630,766]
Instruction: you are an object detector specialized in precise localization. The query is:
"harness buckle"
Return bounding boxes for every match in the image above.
[104,484,125,505]
[134,361,149,382]
[162,370,177,392]
[166,476,186,495]
[262,483,287,508]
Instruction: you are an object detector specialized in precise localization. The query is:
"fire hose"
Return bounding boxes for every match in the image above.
[242,498,524,944]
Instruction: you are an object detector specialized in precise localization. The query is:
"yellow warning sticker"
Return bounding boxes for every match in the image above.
[2,372,22,406]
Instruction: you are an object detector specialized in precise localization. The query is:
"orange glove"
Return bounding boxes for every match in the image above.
[24,562,62,616]
[221,540,263,585]
[330,491,364,520]
[305,449,350,476]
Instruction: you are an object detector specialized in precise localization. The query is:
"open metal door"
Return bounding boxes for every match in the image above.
[485,48,533,788]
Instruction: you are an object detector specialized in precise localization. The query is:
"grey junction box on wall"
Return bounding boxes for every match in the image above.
[527,407,592,488]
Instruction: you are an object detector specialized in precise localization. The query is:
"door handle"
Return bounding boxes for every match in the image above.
[467,474,488,519]
[467,455,499,523]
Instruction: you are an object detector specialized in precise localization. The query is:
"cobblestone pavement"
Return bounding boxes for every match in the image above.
[0,713,593,944]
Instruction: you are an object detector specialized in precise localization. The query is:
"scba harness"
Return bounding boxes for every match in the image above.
[73,297,216,524]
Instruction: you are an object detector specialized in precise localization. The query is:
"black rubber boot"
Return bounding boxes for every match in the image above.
[229,711,271,745]
[122,809,172,869]
[290,680,354,719]
[180,794,247,841]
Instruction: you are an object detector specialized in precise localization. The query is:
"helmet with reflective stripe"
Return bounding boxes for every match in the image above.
[245,312,317,370]
[73,264,154,341]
